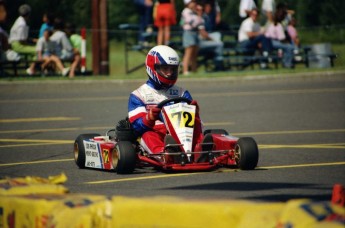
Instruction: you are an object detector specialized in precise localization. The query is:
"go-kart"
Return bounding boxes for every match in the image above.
[73,97,259,174]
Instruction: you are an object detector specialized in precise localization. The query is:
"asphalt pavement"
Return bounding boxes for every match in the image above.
[0,72,344,202]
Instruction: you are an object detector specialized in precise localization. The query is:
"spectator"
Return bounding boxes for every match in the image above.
[203,0,222,32]
[239,0,256,18]
[134,0,153,45]
[38,12,54,38]
[275,2,294,30]
[35,29,69,76]
[181,0,209,75]
[9,4,37,74]
[50,18,73,63]
[0,0,20,62]
[128,45,204,159]
[199,1,224,71]
[287,17,300,48]
[238,8,272,68]
[8,4,36,56]
[261,0,275,25]
[154,0,176,45]
[65,22,82,78]
[265,11,295,68]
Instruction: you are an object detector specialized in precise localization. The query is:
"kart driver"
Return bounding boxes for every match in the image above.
[128,45,204,156]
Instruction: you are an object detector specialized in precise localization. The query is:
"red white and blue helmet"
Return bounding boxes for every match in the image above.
[146,45,179,89]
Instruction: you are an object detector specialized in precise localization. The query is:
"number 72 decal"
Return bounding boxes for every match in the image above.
[169,111,195,128]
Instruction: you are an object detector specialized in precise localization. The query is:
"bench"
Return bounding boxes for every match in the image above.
[0,53,42,77]
[0,53,91,77]
[118,24,337,74]
[118,24,156,74]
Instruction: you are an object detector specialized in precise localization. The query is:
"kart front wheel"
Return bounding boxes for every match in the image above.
[74,133,100,168]
[112,141,136,174]
[235,137,259,170]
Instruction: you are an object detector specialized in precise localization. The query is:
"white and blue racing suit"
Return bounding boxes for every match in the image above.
[128,79,193,154]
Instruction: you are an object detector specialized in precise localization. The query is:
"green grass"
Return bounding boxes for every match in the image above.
[105,40,345,80]
[2,39,344,82]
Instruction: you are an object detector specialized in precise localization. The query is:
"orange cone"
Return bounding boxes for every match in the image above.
[331,184,345,207]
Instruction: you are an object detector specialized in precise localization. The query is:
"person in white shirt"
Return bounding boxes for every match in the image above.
[239,0,256,18]
[238,9,272,54]
[8,4,36,56]
[238,9,272,68]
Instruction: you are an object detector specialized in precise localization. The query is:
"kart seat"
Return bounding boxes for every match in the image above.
[115,117,138,142]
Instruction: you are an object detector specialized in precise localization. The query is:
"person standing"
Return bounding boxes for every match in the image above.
[239,0,256,18]
[134,0,153,45]
[154,0,176,45]
[181,0,204,75]
[261,0,275,25]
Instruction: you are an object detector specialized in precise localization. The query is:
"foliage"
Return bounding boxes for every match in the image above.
[4,0,345,33]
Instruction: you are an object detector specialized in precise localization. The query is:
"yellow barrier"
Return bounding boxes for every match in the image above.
[111,196,345,228]
[0,194,112,228]
[0,174,344,227]
[0,173,68,196]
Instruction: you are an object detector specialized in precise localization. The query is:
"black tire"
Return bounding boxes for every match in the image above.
[235,137,259,170]
[203,129,229,135]
[74,133,100,168]
[112,141,137,174]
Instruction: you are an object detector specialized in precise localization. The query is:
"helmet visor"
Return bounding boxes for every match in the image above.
[155,64,178,80]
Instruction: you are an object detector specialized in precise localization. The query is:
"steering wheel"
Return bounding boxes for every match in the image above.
[156,97,192,109]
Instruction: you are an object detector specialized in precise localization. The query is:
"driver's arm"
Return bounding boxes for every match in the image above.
[128,93,157,135]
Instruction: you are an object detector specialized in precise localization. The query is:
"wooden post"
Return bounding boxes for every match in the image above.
[99,0,109,75]
[92,0,109,75]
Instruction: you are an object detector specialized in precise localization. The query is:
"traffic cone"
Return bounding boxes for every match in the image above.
[331,184,345,207]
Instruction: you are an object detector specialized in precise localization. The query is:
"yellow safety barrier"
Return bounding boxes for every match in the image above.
[0,174,344,227]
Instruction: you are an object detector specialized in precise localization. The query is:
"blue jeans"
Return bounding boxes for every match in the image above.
[134,0,153,42]
[239,35,272,54]
[271,40,295,68]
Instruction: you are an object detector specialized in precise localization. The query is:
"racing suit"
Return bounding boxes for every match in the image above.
[128,79,203,154]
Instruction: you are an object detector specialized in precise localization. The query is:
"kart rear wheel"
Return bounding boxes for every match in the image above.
[112,141,136,174]
[234,137,259,170]
[74,133,100,168]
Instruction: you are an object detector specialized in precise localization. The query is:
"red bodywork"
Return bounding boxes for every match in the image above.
[92,134,239,171]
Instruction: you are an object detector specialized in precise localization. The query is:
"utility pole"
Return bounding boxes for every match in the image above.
[92,0,109,75]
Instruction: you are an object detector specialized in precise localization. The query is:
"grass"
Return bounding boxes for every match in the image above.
[105,40,345,80]
[1,39,344,82]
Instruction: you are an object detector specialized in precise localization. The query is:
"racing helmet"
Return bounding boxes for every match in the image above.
[146,45,180,89]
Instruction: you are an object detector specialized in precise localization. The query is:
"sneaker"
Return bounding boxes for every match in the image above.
[26,68,33,75]
[260,62,268,69]
[294,56,303,62]
[62,68,70,76]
